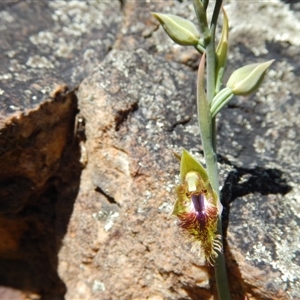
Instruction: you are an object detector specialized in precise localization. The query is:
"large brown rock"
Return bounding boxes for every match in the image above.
[0,0,300,299]
[59,48,213,300]
[0,1,121,299]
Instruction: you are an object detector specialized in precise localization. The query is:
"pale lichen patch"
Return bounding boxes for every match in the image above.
[92,211,120,232]
[0,11,14,30]
[0,73,13,80]
[26,55,54,69]
[92,280,105,292]
[29,31,55,46]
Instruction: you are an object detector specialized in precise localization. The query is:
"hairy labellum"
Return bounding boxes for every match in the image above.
[172,170,222,265]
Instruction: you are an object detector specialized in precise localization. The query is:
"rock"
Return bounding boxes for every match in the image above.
[59,48,213,300]
[0,285,39,300]
[0,1,121,115]
[0,83,80,298]
[218,2,300,299]
[0,0,300,300]
[0,1,121,298]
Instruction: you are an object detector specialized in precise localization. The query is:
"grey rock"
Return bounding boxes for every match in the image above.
[0,0,299,299]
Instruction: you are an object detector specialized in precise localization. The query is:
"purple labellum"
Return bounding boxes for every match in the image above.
[191,194,206,224]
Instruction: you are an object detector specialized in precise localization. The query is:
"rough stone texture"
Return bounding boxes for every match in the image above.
[220,2,300,299]
[59,49,214,300]
[0,1,121,299]
[115,0,201,69]
[0,285,39,300]
[0,86,80,299]
[0,1,121,117]
[1,0,300,300]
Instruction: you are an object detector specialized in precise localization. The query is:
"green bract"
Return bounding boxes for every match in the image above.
[152,13,200,46]
[210,87,234,118]
[226,60,274,96]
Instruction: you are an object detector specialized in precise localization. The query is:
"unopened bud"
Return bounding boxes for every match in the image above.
[215,7,229,92]
[226,60,274,96]
[152,13,200,46]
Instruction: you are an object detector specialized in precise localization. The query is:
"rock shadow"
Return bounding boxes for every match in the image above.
[0,91,82,299]
[220,162,292,235]
[220,157,292,298]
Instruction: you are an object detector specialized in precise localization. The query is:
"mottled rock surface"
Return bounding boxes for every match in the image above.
[60,48,214,300]
[0,1,120,117]
[1,0,300,300]
[0,1,121,299]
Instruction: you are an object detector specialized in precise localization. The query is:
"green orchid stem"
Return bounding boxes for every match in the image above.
[200,116,231,300]
[203,0,209,11]
[198,118,230,300]
[197,0,231,299]
[152,1,272,299]
[206,42,216,103]
[214,216,231,300]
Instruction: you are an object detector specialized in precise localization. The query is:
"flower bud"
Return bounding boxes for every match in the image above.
[152,13,200,46]
[193,0,210,43]
[226,60,274,96]
[215,7,229,92]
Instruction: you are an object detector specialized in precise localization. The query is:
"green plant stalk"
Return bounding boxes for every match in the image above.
[206,41,217,103]
[203,0,209,11]
[193,0,210,42]
[214,217,230,299]
[199,73,231,300]
[152,2,272,299]
[197,0,231,299]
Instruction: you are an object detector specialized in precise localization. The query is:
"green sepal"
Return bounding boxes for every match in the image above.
[180,149,208,183]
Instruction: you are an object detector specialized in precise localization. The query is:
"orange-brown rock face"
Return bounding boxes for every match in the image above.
[1,1,300,300]
[0,88,80,298]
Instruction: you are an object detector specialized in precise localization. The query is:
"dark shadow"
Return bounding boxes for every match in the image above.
[218,155,292,299]
[220,163,292,237]
[0,90,82,299]
[280,0,300,10]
